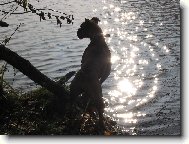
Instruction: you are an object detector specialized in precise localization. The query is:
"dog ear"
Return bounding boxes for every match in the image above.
[85,18,90,22]
[91,17,100,24]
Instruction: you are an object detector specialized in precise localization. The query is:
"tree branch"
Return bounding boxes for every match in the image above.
[0,45,69,99]
[0,1,15,5]
[1,23,22,44]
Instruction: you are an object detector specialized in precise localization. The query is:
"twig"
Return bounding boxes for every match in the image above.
[0,1,15,5]
[36,8,68,15]
[1,23,22,45]
[0,9,31,14]
[15,1,74,24]
[0,23,22,95]
[0,63,7,80]
[0,1,74,24]
[0,8,69,15]
[0,62,7,90]
[1,6,18,21]
[5,6,18,19]
[3,79,19,96]
[0,5,14,21]
[0,23,22,87]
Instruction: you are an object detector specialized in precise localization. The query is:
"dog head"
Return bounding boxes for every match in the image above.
[77,17,102,39]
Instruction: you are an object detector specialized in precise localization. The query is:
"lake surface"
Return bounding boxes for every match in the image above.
[0,0,180,135]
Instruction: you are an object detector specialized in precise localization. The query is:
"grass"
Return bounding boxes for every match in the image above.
[0,86,127,135]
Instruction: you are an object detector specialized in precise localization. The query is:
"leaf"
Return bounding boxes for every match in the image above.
[47,12,52,19]
[60,16,65,20]
[104,130,112,136]
[67,18,71,24]
[39,11,45,21]
[0,21,9,27]
[4,38,10,45]
[56,16,62,27]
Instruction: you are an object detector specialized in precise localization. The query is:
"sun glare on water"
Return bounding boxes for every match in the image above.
[92,0,166,134]
[117,79,137,95]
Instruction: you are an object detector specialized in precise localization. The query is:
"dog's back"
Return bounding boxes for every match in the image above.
[81,34,111,81]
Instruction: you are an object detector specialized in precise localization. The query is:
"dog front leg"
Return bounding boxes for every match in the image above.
[100,63,111,84]
[86,78,106,133]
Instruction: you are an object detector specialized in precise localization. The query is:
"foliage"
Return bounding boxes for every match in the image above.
[0,86,127,135]
[0,0,74,27]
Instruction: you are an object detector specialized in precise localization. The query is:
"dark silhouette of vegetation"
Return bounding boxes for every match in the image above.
[0,20,9,27]
[0,0,74,27]
[0,1,74,99]
[0,45,69,98]
[0,87,126,135]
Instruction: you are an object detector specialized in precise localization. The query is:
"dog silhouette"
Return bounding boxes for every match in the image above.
[70,17,111,132]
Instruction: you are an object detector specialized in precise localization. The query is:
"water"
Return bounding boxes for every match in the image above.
[0,0,180,135]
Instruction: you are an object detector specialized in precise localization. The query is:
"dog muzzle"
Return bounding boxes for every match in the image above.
[77,28,84,39]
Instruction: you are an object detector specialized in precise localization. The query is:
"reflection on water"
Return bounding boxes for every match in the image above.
[1,0,180,135]
[117,79,137,95]
[94,0,180,135]
[97,0,159,132]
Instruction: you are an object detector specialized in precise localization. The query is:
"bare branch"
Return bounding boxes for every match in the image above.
[1,23,22,45]
[0,5,18,21]
[0,1,15,6]
[0,1,74,25]
[0,45,69,99]
[0,9,30,14]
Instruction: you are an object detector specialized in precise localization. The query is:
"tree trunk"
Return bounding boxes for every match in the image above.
[0,44,69,99]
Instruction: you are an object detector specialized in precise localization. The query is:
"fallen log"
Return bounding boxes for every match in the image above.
[0,44,69,99]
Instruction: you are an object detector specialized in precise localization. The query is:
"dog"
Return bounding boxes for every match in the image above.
[69,17,111,132]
